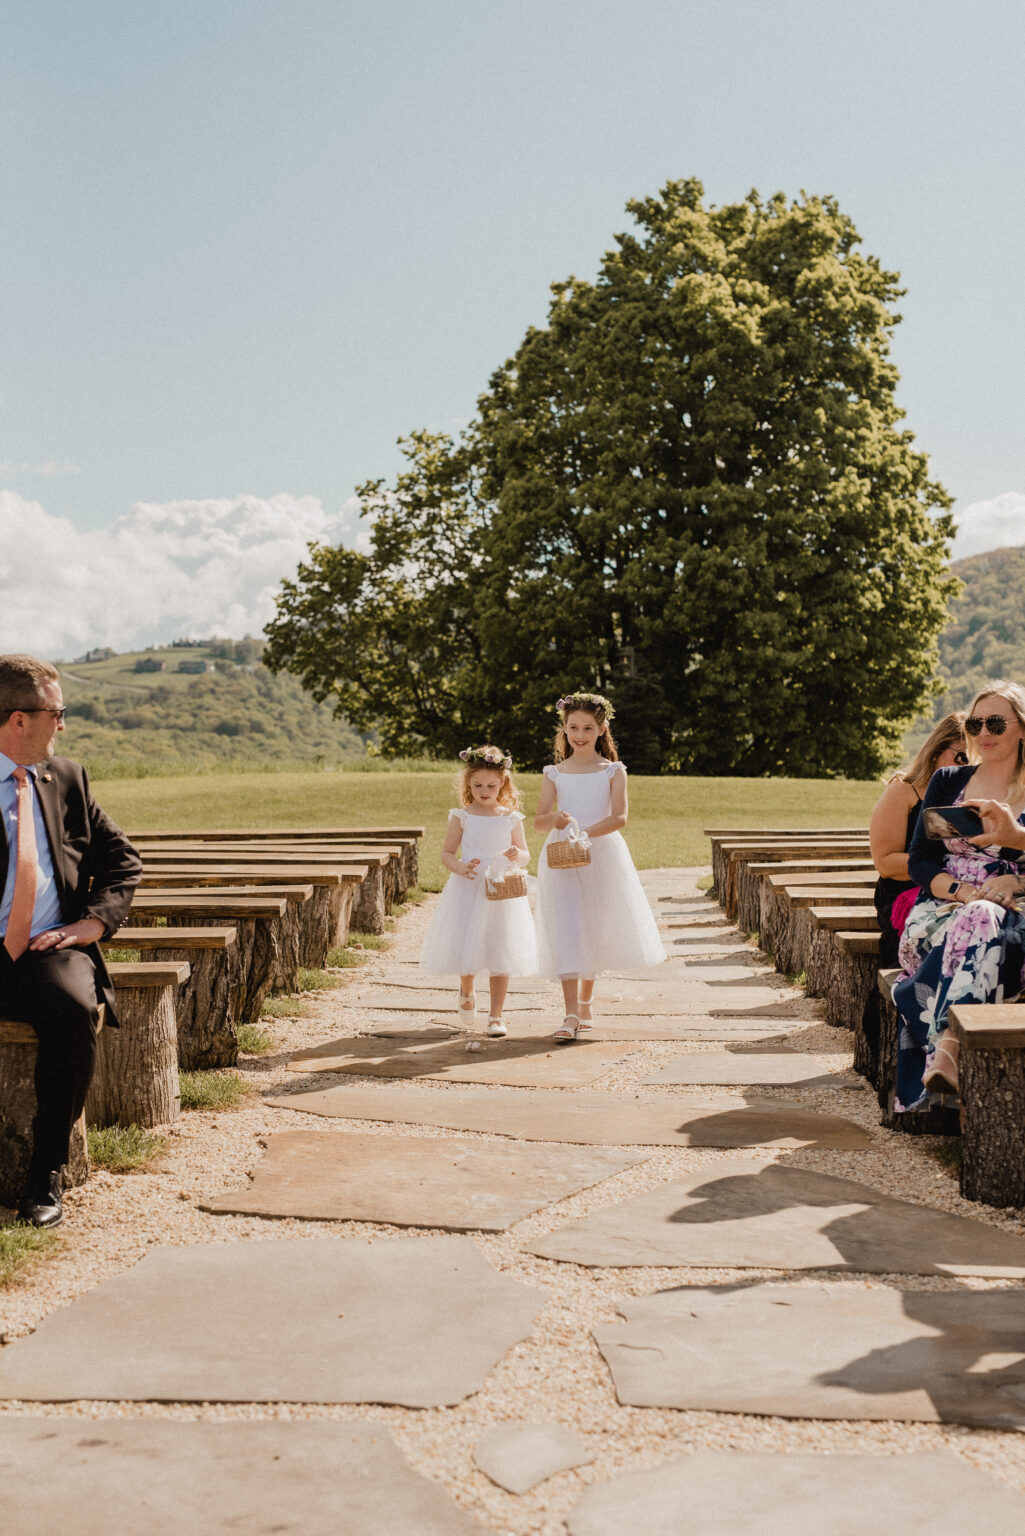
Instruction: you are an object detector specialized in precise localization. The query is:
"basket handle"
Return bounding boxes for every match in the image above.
[555,815,591,850]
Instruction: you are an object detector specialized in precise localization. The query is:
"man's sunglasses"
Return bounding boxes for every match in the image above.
[965,714,1011,737]
[16,706,67,723]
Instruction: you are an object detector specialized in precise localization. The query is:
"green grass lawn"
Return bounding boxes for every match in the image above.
[96,770,882,889]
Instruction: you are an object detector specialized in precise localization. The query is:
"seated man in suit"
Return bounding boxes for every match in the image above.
[0,654,142,1227]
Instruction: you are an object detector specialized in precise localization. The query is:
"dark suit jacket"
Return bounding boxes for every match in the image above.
[0,756,143,1025]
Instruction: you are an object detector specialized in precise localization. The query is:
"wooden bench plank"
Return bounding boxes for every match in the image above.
[103,927,237,950]
[949,1004,1025,1050]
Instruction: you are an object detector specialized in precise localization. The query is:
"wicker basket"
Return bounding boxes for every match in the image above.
[546,818,591,869]
[486,870,528,902]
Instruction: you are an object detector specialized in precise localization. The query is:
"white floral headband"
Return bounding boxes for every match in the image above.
[555,691,615,722]
[459,745,513,770]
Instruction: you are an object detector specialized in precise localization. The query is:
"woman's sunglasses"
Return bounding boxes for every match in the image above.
[964,714,1011,737]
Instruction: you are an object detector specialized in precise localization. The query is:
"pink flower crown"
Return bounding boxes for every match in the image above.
[555,691,615,722]
[459,745,513,770]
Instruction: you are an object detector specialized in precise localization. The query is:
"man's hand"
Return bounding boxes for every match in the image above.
[29,918,105,952]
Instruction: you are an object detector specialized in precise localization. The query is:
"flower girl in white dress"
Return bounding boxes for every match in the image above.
[420,745,537,1037]
[534,692,665,1040]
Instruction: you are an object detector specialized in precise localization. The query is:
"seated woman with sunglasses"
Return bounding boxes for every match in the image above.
[892,680,1025,1108]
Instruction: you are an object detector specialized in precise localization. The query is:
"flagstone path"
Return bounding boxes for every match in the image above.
[4,866,1025,1533]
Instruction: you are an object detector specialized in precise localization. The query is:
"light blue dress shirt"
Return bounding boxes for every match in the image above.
[0,750,64,940]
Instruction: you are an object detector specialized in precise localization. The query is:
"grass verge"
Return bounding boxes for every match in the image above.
[297,967,341,991]
[103,946,142,962]
[87,1124,168,1172]
[260,995,310,1019]
[0,1225,60,1286]
[179,1070,254,1110]
[930,1138,964,1175]
[236,1023,276,1054]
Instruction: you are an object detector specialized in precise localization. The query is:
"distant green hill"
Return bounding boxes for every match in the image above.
[56,643,365,777]
[903,544,1025,753]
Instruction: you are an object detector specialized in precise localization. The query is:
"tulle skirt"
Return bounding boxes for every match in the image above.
[535,830,665,980]
[419,872,538,978]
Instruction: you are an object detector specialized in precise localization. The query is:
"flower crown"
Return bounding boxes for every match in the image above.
[555,691,615,722]
[459,745,512,770]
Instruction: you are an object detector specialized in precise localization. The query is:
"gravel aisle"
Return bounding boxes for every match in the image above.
[3,868,1025,1534]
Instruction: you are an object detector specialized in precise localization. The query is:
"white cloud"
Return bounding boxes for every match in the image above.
[0,491,369,658]
[950,492,1025,561]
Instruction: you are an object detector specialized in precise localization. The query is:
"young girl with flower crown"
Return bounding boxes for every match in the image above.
[534,692,665,1040]
[419,745,537,1037]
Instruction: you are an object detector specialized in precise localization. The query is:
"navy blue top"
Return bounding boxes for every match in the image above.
[907,764,1025,889]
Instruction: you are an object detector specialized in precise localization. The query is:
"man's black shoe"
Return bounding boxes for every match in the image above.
[18,1168,63,1228]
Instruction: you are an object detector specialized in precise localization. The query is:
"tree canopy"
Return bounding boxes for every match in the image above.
[266,179,956,775]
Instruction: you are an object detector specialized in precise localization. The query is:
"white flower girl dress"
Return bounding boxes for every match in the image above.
[420,807,538,977]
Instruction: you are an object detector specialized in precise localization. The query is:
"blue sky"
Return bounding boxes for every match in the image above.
[2,1,1023,653]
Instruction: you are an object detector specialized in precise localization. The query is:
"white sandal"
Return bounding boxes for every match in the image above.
[486,1016,507,1038]
[575,1002,595,1037]
[554,1015,579,1042]
[458,989,476,1023]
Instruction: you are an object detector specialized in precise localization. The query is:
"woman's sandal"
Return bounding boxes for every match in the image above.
[457,989,476,1023]
[486,1016,507,1038]
[923,1037,960,1096]
[554,1015,579,1042]
[574,1001,594,1037]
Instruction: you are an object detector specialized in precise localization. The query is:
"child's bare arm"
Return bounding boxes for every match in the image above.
[534,775,570,833]
[440,815,479,878]
[503,819,530,866]
[584,768,628,839]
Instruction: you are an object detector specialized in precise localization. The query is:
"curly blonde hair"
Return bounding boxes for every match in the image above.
[457,746,523,810]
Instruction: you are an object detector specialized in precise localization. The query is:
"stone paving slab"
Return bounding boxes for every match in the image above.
[367,1019,801,1044]
[0,1419,486,1534]
[356,992,548,1013]
[594,1283,1025,1426]
[203,1130,646,1230]
[530,1158,1025,1274]
[643,1047,865,1088]
[0,1237,541,1405]
[472,1421,592,1494]
[270,1083,872,1149]
[286,1033,640,1086]
[566,1450,1025,1535]
[380,974,546,993]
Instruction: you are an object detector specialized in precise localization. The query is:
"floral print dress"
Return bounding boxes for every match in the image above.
[893,793,1025,1111]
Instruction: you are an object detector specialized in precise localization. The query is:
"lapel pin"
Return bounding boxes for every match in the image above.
[41,773,53,782]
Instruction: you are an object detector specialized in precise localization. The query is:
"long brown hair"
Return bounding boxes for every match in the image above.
[554,699,620,763]
[896,711,966,796]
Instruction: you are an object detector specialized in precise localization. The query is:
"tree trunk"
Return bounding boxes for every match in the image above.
[959,1047,1025,1207]
[0,1021,90,1206]
[85,987,180,1128]
[804,925,835,997]
[270,901,305,994]
[327,883,357,952]
[296,886,334,969]
[351,864,385,935]
[145,943,239,1070]
[735,862,762,937]
[823,947,877,1032]
[854,987,880,1084]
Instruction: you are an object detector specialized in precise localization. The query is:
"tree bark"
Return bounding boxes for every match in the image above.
[823,947,877,1032]
[0,1022,89,1205]
[959,1047,1025,1207]
[145,943,239,1070]
[351,863,385,935]
[85,986,180,1129]
[804,925,835,997]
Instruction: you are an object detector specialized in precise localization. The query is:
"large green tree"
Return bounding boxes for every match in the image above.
[268,179,956,775]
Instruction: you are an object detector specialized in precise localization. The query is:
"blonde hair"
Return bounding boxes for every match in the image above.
[457,747,522,811]
[965,679,1025,797]
[554,698,619,763]
[896,711,967,796]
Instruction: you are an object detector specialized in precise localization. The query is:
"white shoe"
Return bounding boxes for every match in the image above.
[554,1015,578,1042]
[486,1016,507,1038]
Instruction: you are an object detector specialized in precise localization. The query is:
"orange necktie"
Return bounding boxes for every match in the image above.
[4,767,38,961]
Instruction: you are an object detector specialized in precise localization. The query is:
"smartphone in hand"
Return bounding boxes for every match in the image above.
[923,805,985,840]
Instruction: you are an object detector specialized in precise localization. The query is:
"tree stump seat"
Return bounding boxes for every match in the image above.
[755,859,873,950]
[0,1014,100,1207]
[103,927,240,1071]
[770,883,875,977]
[805,908,878,997]
[84,962,188,1132]
[824,931,882,1033]
[875,967,960,1137]
[948,1003,1025,1208]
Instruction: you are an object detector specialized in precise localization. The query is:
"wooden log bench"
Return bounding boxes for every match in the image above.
[135,884,312,998]
[130,825,424,893]
[134,848,390,936]
[719,839,872,923]
[128,894,290,1023]
[823,930,884,1035]
[875,968,961,1136]
[948,1004,1025,1208]
[0,1014,99,1206]
[138,865,367,960]
[754,858,874,949]
[85,962,186,1131]
[729,841,872,932]
[706,829,868,907]
[102,927,238,1071]
[769,880,876,977]
[805,908,878,997]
